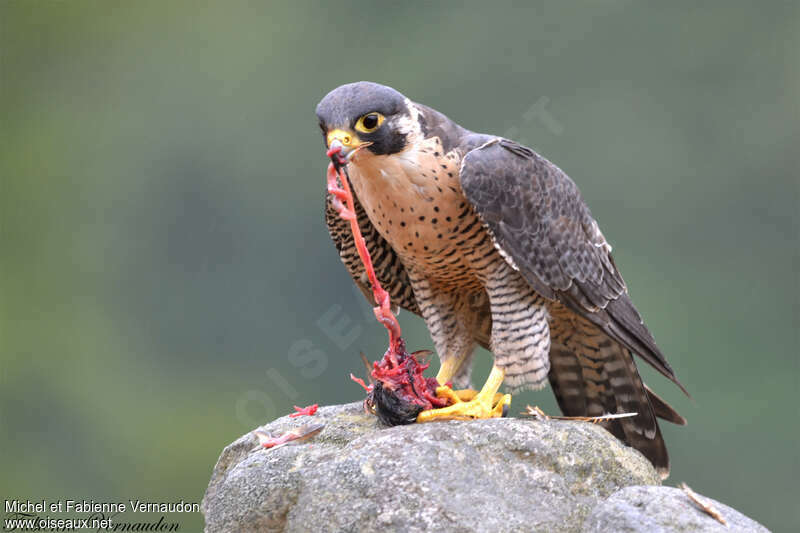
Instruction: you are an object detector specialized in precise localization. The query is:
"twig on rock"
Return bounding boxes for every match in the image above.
[680,482,727,526]
[522,405,637,424]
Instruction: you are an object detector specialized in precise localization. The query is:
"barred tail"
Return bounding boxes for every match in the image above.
[548,315,684,479]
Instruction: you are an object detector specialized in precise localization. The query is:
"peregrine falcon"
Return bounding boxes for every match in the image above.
[316,81,686,477]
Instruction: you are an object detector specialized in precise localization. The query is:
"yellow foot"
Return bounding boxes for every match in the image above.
[436,387,506,404]
[417,385,511,421]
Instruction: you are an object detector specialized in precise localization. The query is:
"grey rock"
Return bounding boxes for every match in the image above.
[202,402,661,532]
[582,485,770,533]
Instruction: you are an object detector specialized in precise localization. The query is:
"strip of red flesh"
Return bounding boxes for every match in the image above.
[326,149,448,410]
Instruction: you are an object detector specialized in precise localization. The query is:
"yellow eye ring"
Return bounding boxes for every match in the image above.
[355,112,385,133]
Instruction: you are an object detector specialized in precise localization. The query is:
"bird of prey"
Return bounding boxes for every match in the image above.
[316,81,686,477]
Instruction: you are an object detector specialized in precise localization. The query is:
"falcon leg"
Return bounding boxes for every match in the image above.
[432,354,485,410]
[434,350,476,402]
[417,365,511,421]
[435,355,472,386]
[485,263,552,392]
[405,272,481,404]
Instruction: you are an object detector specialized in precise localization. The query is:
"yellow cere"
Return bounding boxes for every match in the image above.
[327,128,359,148]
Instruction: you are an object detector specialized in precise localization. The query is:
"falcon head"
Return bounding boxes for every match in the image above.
[316,82,414,160]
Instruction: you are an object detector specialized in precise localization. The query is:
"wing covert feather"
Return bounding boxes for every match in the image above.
[460,139,685,392]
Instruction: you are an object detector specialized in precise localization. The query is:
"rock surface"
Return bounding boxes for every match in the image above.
[583,485,769,533]
[202,402,768,533]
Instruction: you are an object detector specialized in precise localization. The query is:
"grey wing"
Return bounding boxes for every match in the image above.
[325,186,419,316]
[459,138,686,394]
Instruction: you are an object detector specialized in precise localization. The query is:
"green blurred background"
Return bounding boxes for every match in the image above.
[1,2,797,531]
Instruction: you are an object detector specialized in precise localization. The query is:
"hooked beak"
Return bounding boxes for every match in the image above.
[326,129,366,157]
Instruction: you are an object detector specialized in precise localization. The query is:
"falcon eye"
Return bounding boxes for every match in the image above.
[355,112,384,133]
[362,114,379,130]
